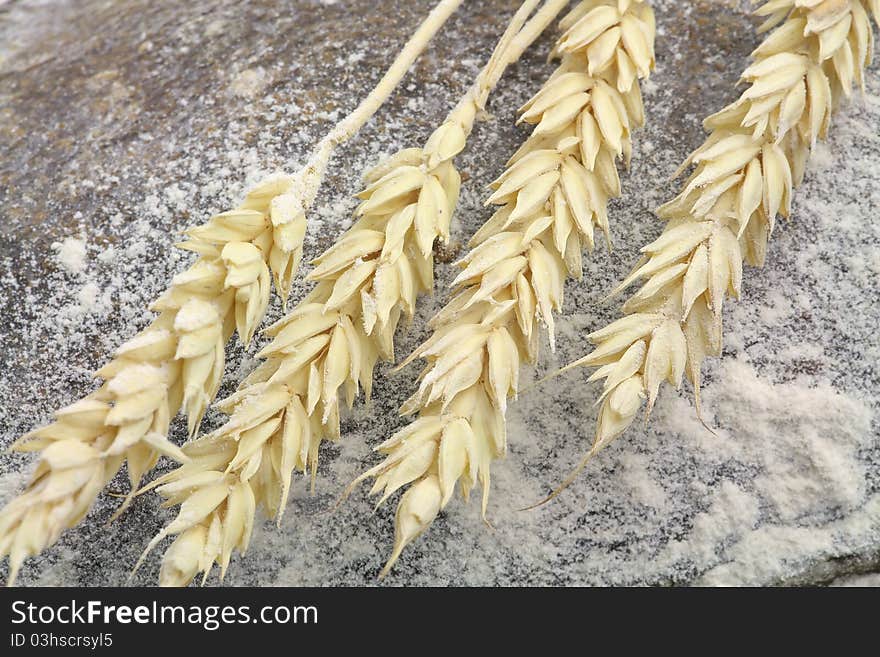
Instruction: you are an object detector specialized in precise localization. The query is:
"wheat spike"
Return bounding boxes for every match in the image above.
[351,0,657,577]
[134,0,572,587]
[0,0,466,586]
[548,0,877,494]
[0,179,286,586]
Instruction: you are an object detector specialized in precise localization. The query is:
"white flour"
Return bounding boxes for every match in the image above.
[53,237,87,274]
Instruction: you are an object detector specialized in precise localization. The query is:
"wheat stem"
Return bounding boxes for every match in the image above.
[136,0,570,587]
[354,0,657,577]
[0,0,465,586]
[295,0,467,244]
[543,0,878,499]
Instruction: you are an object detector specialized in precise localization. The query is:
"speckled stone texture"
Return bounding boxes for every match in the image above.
[0,0,878,586]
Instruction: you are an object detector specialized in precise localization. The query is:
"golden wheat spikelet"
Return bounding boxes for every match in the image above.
[0,177,294,586]
[0,0,468,586]
[547,0,877,495]
[347,0,657,577]
[133,0,571,587]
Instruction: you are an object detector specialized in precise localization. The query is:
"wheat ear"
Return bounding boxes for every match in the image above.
[133,0,571,587]
[0,0,465,586]
[544,0,878,498]
[349,0,657,577]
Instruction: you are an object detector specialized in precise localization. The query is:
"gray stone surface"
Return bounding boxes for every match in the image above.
[0,0,878,586]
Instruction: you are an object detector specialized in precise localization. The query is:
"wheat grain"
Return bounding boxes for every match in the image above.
[133,0,571,587]
[545,0,877,497]
[348,0,657,577]
[0,0,466,586]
